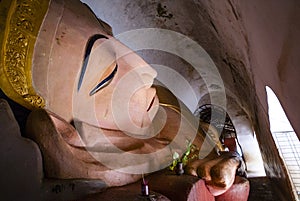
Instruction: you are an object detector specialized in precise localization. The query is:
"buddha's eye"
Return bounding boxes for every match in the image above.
[78,34,109,91]
[89,63,118,96]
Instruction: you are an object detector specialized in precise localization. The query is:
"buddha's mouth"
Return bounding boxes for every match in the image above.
[146,87,158,114]
[147,95,156,112]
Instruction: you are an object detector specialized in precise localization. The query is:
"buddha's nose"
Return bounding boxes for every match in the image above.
[137,64,157,88]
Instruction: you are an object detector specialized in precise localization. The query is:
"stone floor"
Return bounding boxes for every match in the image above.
[248,177,280,201]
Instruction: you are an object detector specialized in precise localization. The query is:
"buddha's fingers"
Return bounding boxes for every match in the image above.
[185,159,208,176]
[197,156,224,181]
[207,154,241,196]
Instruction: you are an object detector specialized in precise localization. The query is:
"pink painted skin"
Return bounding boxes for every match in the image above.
[28,0,240,195]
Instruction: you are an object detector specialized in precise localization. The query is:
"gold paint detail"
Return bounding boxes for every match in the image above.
[160,103,225,153]
[159,103,181,114]
[0,0,49,109]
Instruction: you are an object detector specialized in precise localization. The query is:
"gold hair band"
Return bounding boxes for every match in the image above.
[0,0,50,109]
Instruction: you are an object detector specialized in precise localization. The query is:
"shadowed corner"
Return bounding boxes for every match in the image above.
[0,98,108,201]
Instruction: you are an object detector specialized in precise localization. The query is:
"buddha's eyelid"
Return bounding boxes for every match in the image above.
[78,34,109,91]
[89,64,118,96]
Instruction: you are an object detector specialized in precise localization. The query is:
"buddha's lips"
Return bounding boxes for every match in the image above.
[147,95,156,112]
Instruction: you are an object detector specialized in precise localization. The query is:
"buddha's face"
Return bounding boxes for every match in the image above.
[32,0,159,135]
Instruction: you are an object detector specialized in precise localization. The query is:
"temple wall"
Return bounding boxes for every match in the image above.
[240,1,300,200]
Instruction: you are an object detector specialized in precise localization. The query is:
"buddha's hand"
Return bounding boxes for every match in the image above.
[185,151,241,196]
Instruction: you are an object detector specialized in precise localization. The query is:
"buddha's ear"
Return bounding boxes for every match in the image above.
[81,3,113,36]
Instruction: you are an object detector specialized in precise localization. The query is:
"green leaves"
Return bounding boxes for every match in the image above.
[169,140,197,171]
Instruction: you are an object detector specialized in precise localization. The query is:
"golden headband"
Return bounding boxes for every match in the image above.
[0,0,50,109]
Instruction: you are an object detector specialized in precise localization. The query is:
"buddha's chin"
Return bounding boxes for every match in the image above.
[70,120,161,186]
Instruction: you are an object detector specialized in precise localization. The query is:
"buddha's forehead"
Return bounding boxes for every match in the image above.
[51,0,110,45]
[32,0,112,109]
[59,0,111,36]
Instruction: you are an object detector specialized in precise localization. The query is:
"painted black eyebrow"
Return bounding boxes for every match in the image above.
[77,34,109,91]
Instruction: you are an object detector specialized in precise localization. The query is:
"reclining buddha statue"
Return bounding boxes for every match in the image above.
[0,0,245,199]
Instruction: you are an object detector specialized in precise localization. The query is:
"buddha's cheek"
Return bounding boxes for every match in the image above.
[91,86,159,135]
[93,99,118,130]
[92,93,146,132]
[128,94,148,129]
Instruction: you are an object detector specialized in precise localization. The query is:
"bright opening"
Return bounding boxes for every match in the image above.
[266,86,300,199]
